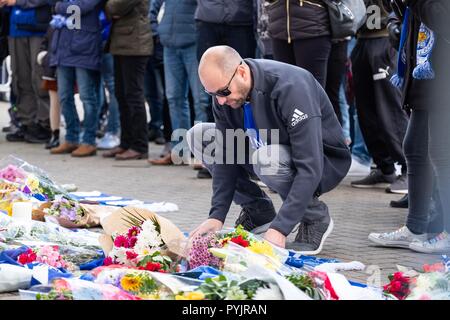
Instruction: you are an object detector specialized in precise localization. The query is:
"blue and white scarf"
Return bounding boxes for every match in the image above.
[391,7,436,88]
[243,102,266,150]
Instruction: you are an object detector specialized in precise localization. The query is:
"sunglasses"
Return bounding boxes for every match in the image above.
[204,61,243,97]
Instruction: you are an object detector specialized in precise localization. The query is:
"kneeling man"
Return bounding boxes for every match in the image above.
[188,46,351,254]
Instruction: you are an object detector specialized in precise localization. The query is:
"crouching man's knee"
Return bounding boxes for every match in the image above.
[252,144,292,178]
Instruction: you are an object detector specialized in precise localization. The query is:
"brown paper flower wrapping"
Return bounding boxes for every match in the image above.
[99,206,188,258]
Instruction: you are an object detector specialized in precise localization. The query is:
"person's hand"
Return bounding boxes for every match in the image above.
[189,218,223,240]
[37,51,47,66]
[2,0,16,6]
[264,228,286,248]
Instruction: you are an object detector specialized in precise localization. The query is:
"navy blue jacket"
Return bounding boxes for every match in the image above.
[50,0,104,71]
[7,0,51,38]
[150,0,197,49]
[209,59,351,235]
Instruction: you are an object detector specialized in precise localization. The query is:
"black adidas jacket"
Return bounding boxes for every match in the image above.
[209,59,351,236]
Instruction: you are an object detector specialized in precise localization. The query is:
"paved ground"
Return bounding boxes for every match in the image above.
[0,102,441,299]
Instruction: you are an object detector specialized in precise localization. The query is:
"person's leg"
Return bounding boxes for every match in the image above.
[404,110,433,234]
[56,66,79,145]
[114,55,132,151]
[75,68,100,146]
[325,40,348,123]
[30,36,50,129]
[144,57,164,133]
[8,37,35,129]
[120,55,149,154]
[224,25,256,59]
[293,36,332,88]
[102,53,120,135]
[369,38,408,174]
[196,21,222,61]
[351,39,396,177]
[187,123,275,227]
[271,38,296,66]
[339,79,351,145]
[164,47,191,147]
[49,90,61,131]
[184,44,208,123]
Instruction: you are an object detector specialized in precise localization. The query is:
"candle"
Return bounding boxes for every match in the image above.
[12,202,32,222]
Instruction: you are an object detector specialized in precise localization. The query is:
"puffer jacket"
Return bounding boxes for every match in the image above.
[153,0,197,49]
[266,0,330,42]
[105,0,153,56]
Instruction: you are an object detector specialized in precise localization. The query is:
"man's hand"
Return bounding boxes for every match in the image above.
[1,0,17,6]
[189,218,224,240]
[264,228,286,248]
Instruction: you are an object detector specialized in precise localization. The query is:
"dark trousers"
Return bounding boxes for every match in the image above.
[404,110,442,234]
[326,41,349,124]
[114,55,149,154]
[351,37,408,174]
[272,36,332,88]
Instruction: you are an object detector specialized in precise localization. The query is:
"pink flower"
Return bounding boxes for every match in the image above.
[128,236,138,248]
[114,235,129,248]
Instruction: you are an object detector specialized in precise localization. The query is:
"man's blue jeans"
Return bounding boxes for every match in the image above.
[164,44,209,141]
[57,66,100,146]
[99,53,120,135]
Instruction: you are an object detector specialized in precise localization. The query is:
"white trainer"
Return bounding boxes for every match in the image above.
[409,232,450,254]
[368,226,427,248]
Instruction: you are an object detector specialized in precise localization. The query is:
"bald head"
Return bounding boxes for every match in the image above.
[199,46,243,85]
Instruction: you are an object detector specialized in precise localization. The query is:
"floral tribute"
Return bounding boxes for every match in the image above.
[17,245,74,270]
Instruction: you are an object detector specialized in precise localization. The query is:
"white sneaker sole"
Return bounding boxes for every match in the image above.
[409,243,450,254]
[293,218,334,256]
[386,189,408,195]
[368,234,412,249]
[351,183,391,189]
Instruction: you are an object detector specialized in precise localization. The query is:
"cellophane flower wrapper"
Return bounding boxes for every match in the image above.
[90,266,203,299]
[21,278,141,300]
[0,214,103,267]
[0,155,70,201]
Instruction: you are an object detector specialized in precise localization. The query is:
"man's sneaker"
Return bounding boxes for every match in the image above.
[368,226,427,248]
[24,124,51,144]
[386,173,408,194]
[234,204,276,235]
[6,129,25,142]
[197,167,212,179]
[286,217,334,255]
[97,133,120,150]
[409,232,450,254]
[351,169,397,189]
[390,194,409,208]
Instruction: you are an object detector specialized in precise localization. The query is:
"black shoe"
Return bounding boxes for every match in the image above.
[2,125,12,133]
[24,124,51,144]
[286,217,334,255]
[197,168,212,179]
[6,128,26,142]
[45,130,60,149]
[390,194,409,208]
[234,202,276,234]
[351,169,397,189]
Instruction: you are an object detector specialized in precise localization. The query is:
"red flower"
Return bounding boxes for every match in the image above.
[103,257,113,266]
[17,249,37,265]
[126,251,138,260]
[128,236,138,248]
[127,226,141,238]
[113,235,129,248]
[230,235,249,247]
[142,262,162,272]
[390,280,403,292]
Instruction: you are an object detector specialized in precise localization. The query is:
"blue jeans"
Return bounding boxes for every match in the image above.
[144,55,164,131]
[164,45,209,144]
[57,66,100,146]
[99,53,120,135]
[339,80,351,142]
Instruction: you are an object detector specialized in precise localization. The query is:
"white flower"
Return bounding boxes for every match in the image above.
[109,247,131,265]
[252,284,283,300]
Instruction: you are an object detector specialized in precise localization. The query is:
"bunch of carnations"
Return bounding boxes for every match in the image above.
[383,272,412,300]
[188,232,223,270]
[0,165,27,184]
[104,220,172,272]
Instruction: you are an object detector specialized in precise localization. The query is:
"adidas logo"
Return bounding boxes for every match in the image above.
[291,108,308,127]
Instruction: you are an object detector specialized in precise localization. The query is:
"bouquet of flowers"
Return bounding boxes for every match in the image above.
[42,197,98,228]
[103,213,173,272]
[16,245,76,271]
[285,272,326,300]
[383,271,412,300]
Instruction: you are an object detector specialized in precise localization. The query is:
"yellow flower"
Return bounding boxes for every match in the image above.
[248,240,275,257]
[26,175,40,192]
[120,275,141,292]
[175,292,205,300]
